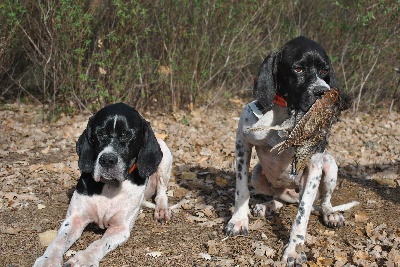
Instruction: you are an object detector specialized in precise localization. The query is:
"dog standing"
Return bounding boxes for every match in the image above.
[34,102,172,267]
[225,36,356,265]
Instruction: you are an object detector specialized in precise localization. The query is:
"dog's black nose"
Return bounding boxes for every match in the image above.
[99,153,118,168]
[313,86,329,97]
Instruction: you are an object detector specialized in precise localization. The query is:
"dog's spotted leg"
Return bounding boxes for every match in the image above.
[64,223,132,267]
[320,152,345,228]
[33,214,89,267]
[225,138,252,236]
[64,196,143,267]
[143,138,173,222]
[282,154,323,265]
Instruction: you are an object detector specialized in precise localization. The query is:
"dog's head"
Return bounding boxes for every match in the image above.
[76,102,162,185]
[254,36,347,113]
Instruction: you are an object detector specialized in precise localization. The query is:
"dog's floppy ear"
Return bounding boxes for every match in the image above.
[327,57,339,88]
[253,51,280,110]
[327,57,350,111]
[339,91,352,111]
[137,120,162,179]
[76,116,95,173]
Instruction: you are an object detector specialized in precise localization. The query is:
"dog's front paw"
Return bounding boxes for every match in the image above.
[33,256,62,267]
[154,206,172,222]
[323,212,345,228]
[225,216,249,236]
[282,248,307,267]
[64,251,99,267]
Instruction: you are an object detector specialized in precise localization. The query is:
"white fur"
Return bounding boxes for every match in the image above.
[312,75,330,89]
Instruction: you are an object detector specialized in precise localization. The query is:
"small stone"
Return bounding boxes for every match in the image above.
[38,230,58,247]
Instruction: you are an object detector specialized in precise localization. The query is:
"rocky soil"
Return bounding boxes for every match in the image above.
[0,101,399,267]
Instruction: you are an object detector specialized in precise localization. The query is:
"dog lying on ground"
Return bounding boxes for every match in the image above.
[34,102,173,267]
[225,36,357,265]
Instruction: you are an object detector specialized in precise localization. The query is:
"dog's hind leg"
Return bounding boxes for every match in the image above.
[251,163,298,217]
[144,138,173,222]
[251,163,283,217]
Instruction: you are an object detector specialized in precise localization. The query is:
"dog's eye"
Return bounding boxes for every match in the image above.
[321,69,329,75]
[294,67,303,73]
[119,132,131,142]
[98,132,108,141]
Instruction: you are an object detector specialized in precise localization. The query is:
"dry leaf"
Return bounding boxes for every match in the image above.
[354,211,369,222]
[181,171,197,180]
[173,187,187,198]
[181,202,192,210]
[320,230,335,236]
[374,177,397,188]
[317,257,334,266]
[249,219,266,230]
[215,176,228,187]
[352,250,370,262]
[333,250,347,262]
[365,222,374,237]
[98,67,107,75]
[41,146,50,154]
[146,251,163,257]
[0,226,20,235]
[252,241,275,259]
[157,65,172,75]
[264,246,275,258]
[261,232,268,240]
[207,240,218,255]
[199,253,212,260]
[198,220,218,227]
[203,207,214,218]
[38,230,58,247]
[155,133,168,139]
[387,248,400,264]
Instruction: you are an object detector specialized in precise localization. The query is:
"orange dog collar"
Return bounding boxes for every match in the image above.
[273,94,287,107]
[128,163,138,174]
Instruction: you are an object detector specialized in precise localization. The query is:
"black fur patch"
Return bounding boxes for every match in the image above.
[76,172,105,196]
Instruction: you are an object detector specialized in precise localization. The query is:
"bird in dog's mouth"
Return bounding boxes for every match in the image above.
[272,87,351,176]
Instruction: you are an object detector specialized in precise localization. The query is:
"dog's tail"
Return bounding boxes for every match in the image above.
[142,193,191,210]
[312,200,360,212]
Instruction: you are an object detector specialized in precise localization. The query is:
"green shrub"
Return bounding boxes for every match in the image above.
[0,0,399,118]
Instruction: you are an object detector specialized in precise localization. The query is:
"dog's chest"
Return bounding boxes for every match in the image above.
[254,109,302,187]
[70,181,145,228]
[256,144,301,188]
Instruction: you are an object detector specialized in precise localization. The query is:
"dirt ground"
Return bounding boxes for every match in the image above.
[0,101,399,267]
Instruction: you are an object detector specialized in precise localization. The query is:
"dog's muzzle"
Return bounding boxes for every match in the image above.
[99,153,118,168]
[94,151,125,184]
[313,86,330,98]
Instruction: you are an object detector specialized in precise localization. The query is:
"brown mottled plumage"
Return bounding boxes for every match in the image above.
[272,87,346,175]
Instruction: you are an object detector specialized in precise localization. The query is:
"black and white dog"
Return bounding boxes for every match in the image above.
[225,36,356,265]
[34,102,173,267]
